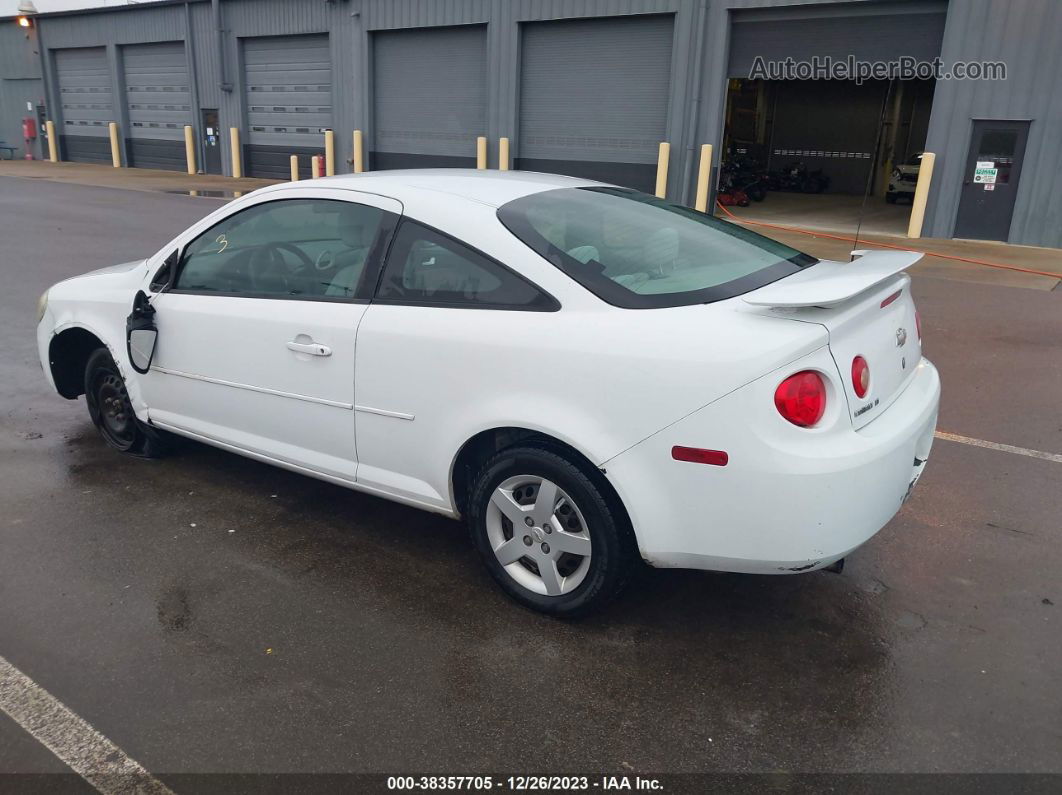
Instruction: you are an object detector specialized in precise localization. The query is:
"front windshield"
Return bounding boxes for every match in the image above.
[497,187,817,308]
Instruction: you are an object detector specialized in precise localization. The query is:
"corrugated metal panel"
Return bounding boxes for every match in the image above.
[728,5,947,78]
[923,0,1062,247]
[519,15,673,164]
[372,25,488,160]
[243,34,331,148]
[513,0,674,22]
[0,24,42,80]
[123,41,191,141]
[363,0,489,30]
[39,3,186,49]
[55,47,112,139]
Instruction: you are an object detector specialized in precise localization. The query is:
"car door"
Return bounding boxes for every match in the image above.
[140,189,401,482]
[353,218,559,508]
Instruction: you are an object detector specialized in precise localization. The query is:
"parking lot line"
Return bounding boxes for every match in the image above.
[0,654,173,795]
[935,431,1062,464]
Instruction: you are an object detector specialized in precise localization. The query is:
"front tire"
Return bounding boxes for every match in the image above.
[84,348,166,457]
[468,445,637,617]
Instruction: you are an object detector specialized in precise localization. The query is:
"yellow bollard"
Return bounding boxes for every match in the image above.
[498,137,510,171]
[324,129,335,176]
[230,127,242,178]
[694,144,713,213]
[45,120,58,162]
[290,155,299,182]
[184,125,196,175]
[311,155,322,178]
[907,152,936,239]
[476,136,487,170]
[108,122,121,168]
[655,142,670,199]
[352,129,364,173]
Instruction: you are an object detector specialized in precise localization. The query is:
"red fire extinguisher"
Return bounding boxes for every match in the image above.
[22,117,37,160]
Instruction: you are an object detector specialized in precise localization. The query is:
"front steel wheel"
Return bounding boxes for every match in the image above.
[84,348,166,457]
[469,445,637,617]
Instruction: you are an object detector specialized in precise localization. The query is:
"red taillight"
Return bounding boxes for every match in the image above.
[915,310,922,341]
[672,446,729,466]
[851,355,870,398]
[774,371,826,428]
[880,289,902,308]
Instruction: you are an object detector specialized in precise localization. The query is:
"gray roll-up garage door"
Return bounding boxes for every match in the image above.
[518,16,673,192]
[243,34,331,178]
[122,41,191,171]
[728,2,947,78]
[55,47,113,164]
[372,25,487,170]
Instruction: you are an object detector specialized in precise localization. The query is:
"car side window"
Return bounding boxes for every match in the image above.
[375,220,556,310]
[173,198,383,299]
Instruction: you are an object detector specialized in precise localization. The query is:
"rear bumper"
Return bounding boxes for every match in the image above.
[604,353,940,573]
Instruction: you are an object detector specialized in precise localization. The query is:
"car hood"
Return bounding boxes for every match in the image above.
[83,259,147,277]
[48,259,149,302]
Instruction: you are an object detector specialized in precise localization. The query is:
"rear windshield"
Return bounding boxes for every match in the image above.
[497,187,817,308]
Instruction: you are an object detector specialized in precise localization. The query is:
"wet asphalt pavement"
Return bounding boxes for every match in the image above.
[1,176,1060,779]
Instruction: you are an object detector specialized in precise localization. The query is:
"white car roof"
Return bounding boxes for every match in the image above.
[256,168,606,208]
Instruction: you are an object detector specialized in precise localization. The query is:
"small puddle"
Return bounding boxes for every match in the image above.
[163,189,240,198]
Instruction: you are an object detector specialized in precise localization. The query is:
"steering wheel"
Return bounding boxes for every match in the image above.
[247,242,314,292]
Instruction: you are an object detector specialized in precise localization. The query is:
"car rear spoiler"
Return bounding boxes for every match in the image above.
[742,250,924,308]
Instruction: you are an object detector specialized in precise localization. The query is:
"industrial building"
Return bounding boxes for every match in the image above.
[1,0,1059,248]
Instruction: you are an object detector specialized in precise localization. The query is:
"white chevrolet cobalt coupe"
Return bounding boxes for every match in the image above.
[37,170,939,616]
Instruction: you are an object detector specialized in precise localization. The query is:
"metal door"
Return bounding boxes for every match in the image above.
[54,47,112,163]
[242,34,331,178]
[954,120,1030,242]
[371,25,487,169]
[517,16,673,192]
[200,109,221,174]
[122,41,192,171]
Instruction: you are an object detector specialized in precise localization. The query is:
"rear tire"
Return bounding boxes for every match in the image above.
[468,445,637,617]
[84,348,166,458]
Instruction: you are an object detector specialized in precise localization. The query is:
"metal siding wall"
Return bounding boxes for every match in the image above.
[14,0,1060,247]
[922,0,1062,247]
[363,0,491,29]
[519,15,674,171]
[371,26,488,166]
[0,23,43,81]
[0,78,43,158]
[39,4,186,48]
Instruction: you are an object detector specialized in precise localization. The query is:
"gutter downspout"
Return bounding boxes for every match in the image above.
[213,0,232,93]
[33,20,58,161]
[680,0,708,206]
[184,2,205,170]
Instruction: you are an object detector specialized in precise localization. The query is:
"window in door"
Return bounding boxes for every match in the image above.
[173,199,384,299]
[375,220,557,310]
